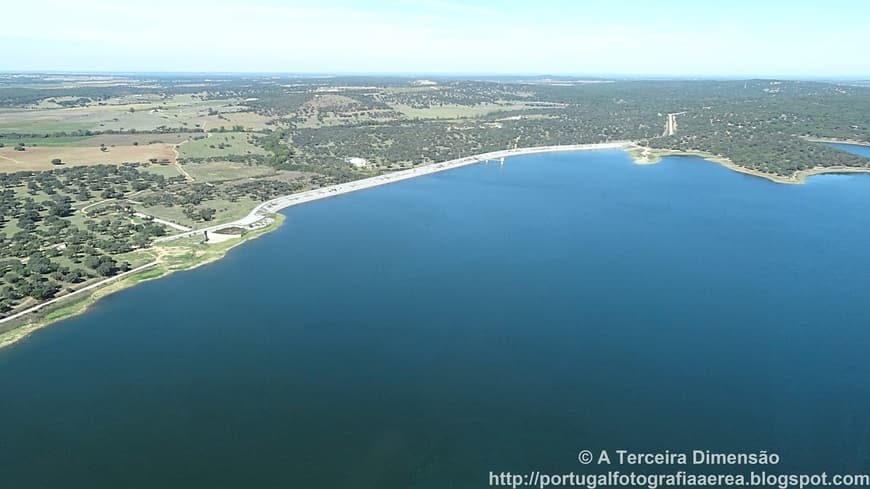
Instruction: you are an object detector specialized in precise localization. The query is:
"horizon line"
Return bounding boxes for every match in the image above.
[1,70,869,82]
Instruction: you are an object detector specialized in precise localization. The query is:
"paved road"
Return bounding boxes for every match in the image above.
[0,261,159,326]
[664,112,687,137]
[133,212,191,231]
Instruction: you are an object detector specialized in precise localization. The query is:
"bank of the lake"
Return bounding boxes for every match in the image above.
[0,215,284,350]
[804,137,870,149]
[1,149,869,488]
[629,141,870,184]
[2,140,868,349]
[3,144,628,350]
[820,140,870,157]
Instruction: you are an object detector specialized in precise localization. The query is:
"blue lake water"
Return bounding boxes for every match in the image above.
[1,149,870,488]
[824,141,870,158]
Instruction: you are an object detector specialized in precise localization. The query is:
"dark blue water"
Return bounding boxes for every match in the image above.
[2,150,870,488]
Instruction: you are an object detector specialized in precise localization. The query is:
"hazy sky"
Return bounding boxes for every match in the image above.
[2,0,869,77]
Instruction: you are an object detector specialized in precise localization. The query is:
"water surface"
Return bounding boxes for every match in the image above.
[823,141,870,157]
[1,150,869,488]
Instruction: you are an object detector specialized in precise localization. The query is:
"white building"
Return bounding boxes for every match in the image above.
[345,157,368,168]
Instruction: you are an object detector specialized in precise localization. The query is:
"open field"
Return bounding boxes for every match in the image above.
[83,132,203,146]
[134,195,261,228]
[71,103,211,133]
[0,135,90,146]
[0,132,203,148]
[304,94,362,109]
[202,110,274,131]
[0,144,175,171]
[0,115,92,134]
[391,102,538,119]
[0,94,245,134]
[138,163,183,178]
[292,93,397,128]
[182,161,276,182]
[177,132,267,160]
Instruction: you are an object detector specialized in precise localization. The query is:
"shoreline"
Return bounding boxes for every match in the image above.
[0,215,284,350]
[2,140,870,349]
[801,136,870,148]
[158,142,631,242]
[2,143,631,349]
[626,144,870,185]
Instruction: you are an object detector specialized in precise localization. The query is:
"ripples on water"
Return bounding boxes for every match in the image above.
[1,149,869,488]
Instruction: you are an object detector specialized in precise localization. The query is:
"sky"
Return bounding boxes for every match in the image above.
[2,0,869,77]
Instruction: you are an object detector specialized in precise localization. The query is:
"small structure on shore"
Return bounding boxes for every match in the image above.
[345,157,368,168]
[203,228,243,244]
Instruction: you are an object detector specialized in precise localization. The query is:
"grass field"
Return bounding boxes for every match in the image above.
[182,161,276,182]
[0,95,244,135]
[83,101,215,132]
[135,196,260,228]
[83,132,202,146]
[303,94,363,110]
[202,110,274,131]
[0,114,93,134]
[0,132,202,149]
[177,132,266,159]
[138,163,183,178]
[0,135,90,147]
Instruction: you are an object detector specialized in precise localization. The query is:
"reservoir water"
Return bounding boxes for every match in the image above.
[825,141,870,158]
[1,149,869,488]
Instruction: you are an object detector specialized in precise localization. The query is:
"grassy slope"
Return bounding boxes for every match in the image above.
[183,161,275,182]
[177,132,267,159]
